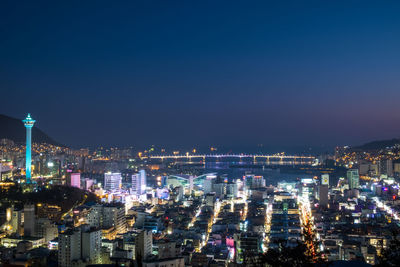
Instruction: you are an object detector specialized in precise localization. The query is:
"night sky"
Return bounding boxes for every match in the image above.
[1,1,400,150]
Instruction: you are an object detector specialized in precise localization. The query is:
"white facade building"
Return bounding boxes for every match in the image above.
[87,204,126,234]
[347,169,360,189]
[104,172,122,191]
[82,226,102,264]
[136,230,153,260]
[58,225,101,267]
[132,170,147,196]
[58,229,81,267]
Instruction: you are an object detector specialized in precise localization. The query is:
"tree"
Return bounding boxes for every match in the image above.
[377,230,400,266]
[243,240,313,267]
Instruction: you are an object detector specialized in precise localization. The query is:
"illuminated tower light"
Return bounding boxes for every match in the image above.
[23,113,35,183]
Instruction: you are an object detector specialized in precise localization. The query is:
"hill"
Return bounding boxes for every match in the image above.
[0,114,63,146]
[354,138,400,151]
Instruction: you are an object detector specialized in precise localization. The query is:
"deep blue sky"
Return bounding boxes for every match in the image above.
[1,1,400,150]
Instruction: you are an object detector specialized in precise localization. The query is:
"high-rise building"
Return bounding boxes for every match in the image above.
[58,225,101,267]
[84,178,94,190]
[318,185,329,207]
[176,186,184,202]
[213,182,226,198]
[81,226,102,264]
[205,192,216,207]
[347,169,360,189]
[104,172,122,191]
[24,204,35,237]
[377,159,393,176]
[135,230,153,261]
[87,204,127,234]
[67,173,81,188]
[87,205,102,228]
[35,218,58,242]
[10,207,23,235]
[22,113,35,183]
[132,170,147,196]
[102,205,127,234]
[249,176,266,189]
[203,174,216,194]
[188,175,194,195]
[226,182,238,198]
[58,228,81,267]
[300,178,316,200]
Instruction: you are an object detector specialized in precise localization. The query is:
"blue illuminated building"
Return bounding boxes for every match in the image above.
[22,113,35,183]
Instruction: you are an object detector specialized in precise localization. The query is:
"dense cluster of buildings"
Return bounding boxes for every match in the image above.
[0,115,399,266]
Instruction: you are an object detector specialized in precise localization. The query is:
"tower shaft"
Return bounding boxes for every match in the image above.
[25,126,32,182]
[23,113,35,184]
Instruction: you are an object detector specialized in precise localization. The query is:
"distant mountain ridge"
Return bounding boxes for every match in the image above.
[354,138,400,151]
[0,114,63,146]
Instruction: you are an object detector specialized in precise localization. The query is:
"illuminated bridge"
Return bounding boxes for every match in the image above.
[148,154,316,165]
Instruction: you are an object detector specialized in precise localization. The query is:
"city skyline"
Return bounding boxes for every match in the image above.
[2,1,400,148]
[1,111,399,154]
[2,2,400,266]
